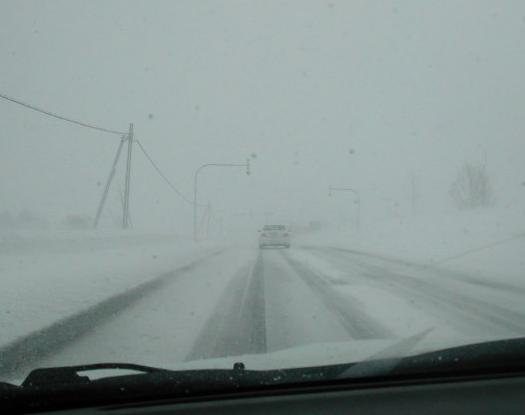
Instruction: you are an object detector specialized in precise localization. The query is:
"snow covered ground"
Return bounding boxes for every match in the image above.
[1,208,525,382]
[0,230,219,349]
[299,207,525,285]
[28,245,525,378]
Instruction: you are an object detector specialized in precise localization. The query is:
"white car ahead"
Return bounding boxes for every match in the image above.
[258,225,291,249]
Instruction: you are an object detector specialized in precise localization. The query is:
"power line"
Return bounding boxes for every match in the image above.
[135,139,197,206]
[0,91,126,135]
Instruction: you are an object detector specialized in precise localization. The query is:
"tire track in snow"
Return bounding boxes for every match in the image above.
[186,253,266,361]
[280,251,393,340]
[302,245,525,296]
[314,248,525,336]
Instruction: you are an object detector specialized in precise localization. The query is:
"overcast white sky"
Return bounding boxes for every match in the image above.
[1,0,525,233]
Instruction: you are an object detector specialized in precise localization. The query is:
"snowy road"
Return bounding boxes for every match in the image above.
[7,245,525,379]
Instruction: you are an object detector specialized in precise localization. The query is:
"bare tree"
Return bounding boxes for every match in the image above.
[449,162,494,209]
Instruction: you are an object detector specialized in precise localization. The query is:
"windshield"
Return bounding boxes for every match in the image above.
[1,0,525,391]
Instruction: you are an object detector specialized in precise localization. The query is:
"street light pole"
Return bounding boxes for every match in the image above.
[328,186,361,231]
[193,160,250,241]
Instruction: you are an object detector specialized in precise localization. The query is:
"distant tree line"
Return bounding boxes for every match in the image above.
[0,210,47,229]
[0,210,92,230]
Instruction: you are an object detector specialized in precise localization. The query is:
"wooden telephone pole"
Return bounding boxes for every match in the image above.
[93,123,134,229]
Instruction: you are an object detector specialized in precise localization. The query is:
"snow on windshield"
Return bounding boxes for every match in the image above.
[1,0,525,383]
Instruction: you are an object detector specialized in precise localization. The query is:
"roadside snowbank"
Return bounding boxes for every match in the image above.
[0,230,218,348]
[297,208,525,284]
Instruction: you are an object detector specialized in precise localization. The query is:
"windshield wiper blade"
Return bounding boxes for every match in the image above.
[339,336,525,381]
[339,328,433,379]
[4,361,342,413]
[8,339,525,414]
[390,336,525,377]
[22,362,175,388]
[19,336,525,390]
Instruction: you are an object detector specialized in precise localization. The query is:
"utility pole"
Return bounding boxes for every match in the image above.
[118,185,133,228]
[93,136,126,228]
[122,123,134,229]
[93,123,134,229]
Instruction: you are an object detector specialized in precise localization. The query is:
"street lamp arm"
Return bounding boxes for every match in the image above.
[193,161,251,241]
[196,162,247,175]
[329,186,360,201]
[194,162,249,201]
[194,163,249,188]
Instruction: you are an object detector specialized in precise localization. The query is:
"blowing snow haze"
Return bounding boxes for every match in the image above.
[3,2,525,407]
[1,0,525,234]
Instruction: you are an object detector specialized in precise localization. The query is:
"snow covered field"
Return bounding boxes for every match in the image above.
[300,208,525,285]
[0,230,218,348]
